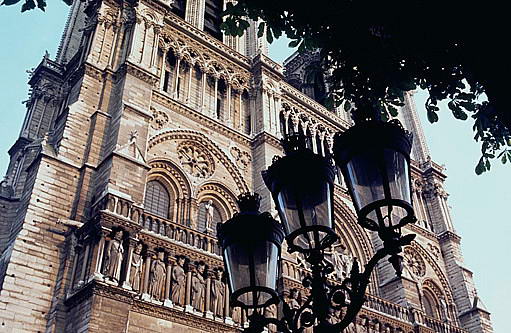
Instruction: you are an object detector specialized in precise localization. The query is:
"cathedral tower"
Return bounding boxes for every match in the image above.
[0,0,492,332]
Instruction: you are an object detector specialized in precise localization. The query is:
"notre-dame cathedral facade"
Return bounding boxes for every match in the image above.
[0,0,493,332]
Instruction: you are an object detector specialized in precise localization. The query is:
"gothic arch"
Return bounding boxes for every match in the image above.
[333,197,377,293]
[147,159,192,221]
[410,241,455,305]
[148,129,249,193]
[196,181,238,220]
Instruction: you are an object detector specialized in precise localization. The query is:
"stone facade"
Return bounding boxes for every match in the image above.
[0,0,493,332]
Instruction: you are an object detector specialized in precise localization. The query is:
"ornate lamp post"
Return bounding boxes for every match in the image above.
[217,119,417,333]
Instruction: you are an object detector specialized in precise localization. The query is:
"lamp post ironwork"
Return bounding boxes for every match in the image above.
[217,119,417,333]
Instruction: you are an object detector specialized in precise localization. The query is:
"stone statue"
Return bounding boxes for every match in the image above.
[210,267,225,317]
[103,230,124,282]
[171,255,186,305]
[204,200,214,231]
[328,244,353,280]
[286,288,301,310]
[231,306,242,324]
[149,251,166,301]
[129,243,143,292]
[191,261,206,310]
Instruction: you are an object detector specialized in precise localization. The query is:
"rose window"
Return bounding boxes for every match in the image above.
[177,142,214,178]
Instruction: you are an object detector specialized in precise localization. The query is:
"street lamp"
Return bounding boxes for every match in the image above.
[217,193,285,310]
[217,120,417,333]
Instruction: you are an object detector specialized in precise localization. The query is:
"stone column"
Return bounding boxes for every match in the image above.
[139,20,148,64]
[205,272,213,319]
[185,269,194,313]
[69,243,81,292]
[239,91,243,130]
[122,238,137,290]
[164,256,173,307]
[159,48,168,91]
[227,84,232,124]
[224,284,233,324]
[107,23,120,68]
[174,57,181,99]
[186,63,193,103]
[77,241,91,286]
[91,231,106,280]
[201,71,207,111]
[141,249,154,301]
[150,25,161,70]
[214,76,219,118]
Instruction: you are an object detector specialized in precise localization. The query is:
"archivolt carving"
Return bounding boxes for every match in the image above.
[423,279,445,299]
[148,159,192,199]
[410,242,455,304]
[196,182,238,220]
[332,197,376,293]
[148,129,249,193]
[177,141,215,178]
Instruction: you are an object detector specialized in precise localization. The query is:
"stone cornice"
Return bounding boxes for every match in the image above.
[280,84,349,132]
[438,230,461,244]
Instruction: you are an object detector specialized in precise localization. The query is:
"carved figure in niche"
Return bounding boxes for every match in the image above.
[103,230,124,282]
[286,288,301,310]
[327,244,353,280]
[171,255,187,305]
[210,267,225,317]
[191,261,207,310]
[231,306,242,324]
[205,200,215,232]
[149,251,167,301]
[129,243,144,292]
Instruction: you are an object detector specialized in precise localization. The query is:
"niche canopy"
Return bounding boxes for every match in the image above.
[217,193,285,309]
[333,120,415,231]
[262,134,337,254]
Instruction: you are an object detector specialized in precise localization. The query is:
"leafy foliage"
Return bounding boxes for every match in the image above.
[222,1,510,174]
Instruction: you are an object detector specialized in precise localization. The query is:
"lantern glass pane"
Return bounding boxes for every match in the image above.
[345,153,385,211]
[276,181,333,250]
[224,241,279,308]
[385,149,411,204]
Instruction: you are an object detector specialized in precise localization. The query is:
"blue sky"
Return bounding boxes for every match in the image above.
[0,4,509,331]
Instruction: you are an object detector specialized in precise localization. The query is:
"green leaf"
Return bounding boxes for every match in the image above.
[257,22,265,38]
[266,26,274,44]
[388,105,399,117]
[21,0,35,11]
[288,39,301,48]
[475,158,485,175]
[0,0,22,6]
[344,101,351,112]
[427,109,439,123]
[502,154,507,164]
[35,0,45,10]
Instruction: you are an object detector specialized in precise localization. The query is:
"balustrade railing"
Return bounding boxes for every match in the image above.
[92,193,221,257]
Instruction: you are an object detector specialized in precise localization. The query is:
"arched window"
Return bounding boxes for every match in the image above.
[144,181,171,219]
[423,289,440,319]
[197,200,222,234]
